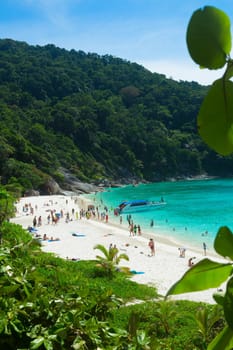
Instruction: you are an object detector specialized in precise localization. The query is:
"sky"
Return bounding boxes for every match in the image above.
[1,0,233,85]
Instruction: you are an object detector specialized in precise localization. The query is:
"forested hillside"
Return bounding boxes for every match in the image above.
[1,38,233,194]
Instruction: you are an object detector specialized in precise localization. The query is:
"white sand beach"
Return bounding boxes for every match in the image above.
[11,194,226,304]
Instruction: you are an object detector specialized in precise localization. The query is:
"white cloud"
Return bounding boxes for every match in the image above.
[139,59,225,85]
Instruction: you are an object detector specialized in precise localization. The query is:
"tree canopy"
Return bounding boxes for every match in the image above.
[0,38,232,193]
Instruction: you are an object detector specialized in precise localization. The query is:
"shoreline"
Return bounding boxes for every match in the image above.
[81,192,219,259]
[11,194,226,304]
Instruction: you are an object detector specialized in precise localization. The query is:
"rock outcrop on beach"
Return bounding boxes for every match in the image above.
[42,178,63,195]
[58,168,100,194]
[58,168,144,195]
[24,189,40,197]
[62,180,99,195]
[24,169,141,197]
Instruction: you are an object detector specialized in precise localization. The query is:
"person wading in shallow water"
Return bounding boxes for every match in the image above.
[148,238,155,256]
[203,242,207,256]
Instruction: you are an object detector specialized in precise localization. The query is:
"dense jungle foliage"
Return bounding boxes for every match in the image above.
[1,38,233,194]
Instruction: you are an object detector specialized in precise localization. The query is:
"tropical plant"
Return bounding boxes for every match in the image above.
[153,300,177,336]
[192,305,224,349]
[0,218,161,349]
[167,6,233,349]
[94,243,129,278]
[0,187,15,227]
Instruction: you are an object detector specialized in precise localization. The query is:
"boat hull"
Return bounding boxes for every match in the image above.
[116,200,166,214]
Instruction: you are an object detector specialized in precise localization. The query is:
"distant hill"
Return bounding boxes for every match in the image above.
[0,38,233,194]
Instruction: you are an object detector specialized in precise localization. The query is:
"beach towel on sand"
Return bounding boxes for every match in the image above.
[71,233,86,237]
[130,270,145,275]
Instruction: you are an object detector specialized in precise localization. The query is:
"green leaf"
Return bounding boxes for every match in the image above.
[186,6,231,69]
[72,340,86,350]
[214,226,233,259]
[197,79,233,155]
[213,292,225,306]
[136,330,150,346]
[30,337,44,349]
[208,325,233,350]
[10,319,24,333]
[44,339,53,350]
[224,60,233,80]
[0,285,19,296]
[166,258,233,296]
[0,319,7,333]
[224,277,233,329]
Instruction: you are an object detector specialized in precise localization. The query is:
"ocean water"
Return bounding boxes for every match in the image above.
[86,178,233,253]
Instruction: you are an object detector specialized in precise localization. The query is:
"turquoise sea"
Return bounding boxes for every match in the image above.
[86,178,233,253]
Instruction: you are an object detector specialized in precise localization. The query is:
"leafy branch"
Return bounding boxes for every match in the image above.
[186,6,233,156]
[167,6,233,349]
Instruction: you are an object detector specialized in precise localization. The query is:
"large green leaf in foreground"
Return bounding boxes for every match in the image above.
[198,79,233,155]
[224,277,233,329]
[208,325,233,350]
[166,259,233,296]
[214,226,233,260]
[186,6,231,69]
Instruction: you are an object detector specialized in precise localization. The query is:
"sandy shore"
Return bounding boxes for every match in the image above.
[11,194,226,304]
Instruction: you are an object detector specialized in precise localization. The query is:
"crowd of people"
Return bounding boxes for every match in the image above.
[22,195,208,266]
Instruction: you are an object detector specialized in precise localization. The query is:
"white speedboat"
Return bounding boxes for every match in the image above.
[115,199,166,214]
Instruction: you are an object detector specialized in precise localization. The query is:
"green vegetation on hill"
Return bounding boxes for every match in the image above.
[1,38,233,194]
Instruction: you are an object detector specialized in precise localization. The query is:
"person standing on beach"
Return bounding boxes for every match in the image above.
[38,216,42,226]
[47,214,50,224]
[188,257,196,267]
[178,247,186,258]
[148,238,155,256]
[127,214,132,226]
[203,242,207,255]
[137,225,141,235]
[129,223,134,236]
[33,216,37,228]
